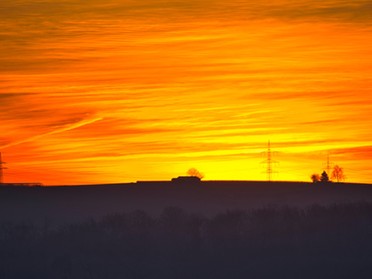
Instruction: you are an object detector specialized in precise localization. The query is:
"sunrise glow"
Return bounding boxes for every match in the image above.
[1,0,372,185]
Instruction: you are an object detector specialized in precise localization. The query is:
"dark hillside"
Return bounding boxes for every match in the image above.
[0,181,371,225]
[1,181,372,278]
[1,202,372,278]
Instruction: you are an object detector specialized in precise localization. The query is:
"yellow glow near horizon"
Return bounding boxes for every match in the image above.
[1,1,372,185]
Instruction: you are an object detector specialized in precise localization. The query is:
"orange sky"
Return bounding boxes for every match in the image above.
[1,0,372,185]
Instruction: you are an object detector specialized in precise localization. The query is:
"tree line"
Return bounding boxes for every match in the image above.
[311,165,345,183]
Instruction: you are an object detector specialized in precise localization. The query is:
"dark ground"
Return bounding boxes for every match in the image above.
[0,181,372,278]
[1,181,372,224]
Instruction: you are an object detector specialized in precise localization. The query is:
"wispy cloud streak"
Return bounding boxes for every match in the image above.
[1,117,103,150]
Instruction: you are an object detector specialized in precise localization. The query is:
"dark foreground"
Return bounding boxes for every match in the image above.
[0,181,372,278]
[1,181,372,224]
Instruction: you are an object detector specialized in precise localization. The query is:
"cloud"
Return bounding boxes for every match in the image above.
[0,117,103,150]
[1,0,371,73]
[330,145,372,160]
[268,0,372,23]
[1,0,372,184]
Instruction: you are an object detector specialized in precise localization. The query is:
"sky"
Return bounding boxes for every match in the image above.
[1,0,372,185]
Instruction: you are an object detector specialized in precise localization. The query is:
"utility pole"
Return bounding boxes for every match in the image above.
[267,141,272,182]
[261,141,278,181]
[326,154,332,175]
[0,152,6,184]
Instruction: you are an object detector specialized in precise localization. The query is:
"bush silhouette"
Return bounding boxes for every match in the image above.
[321,171,330,183]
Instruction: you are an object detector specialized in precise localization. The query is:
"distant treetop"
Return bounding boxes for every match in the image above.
[311,173,321,183]
[331,165,345,182]
[321,171,330,183]
[187,168,204,179]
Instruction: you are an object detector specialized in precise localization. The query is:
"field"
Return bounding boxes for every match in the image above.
[1,181,372,224]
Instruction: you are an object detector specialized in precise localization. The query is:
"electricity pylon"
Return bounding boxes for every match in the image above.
[0,152,6,184]
[261,141,278,181]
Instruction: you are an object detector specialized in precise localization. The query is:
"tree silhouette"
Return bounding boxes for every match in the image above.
[331,165,345,182]
[320,171,330,183]
[187,168,204,179]
[311,174,321,183]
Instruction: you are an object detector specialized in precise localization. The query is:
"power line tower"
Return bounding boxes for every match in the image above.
[325,153,333,175]
[261,141,277,181]
[0,152,6,184]
[267,141,273,181]
[327,154,330,175]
